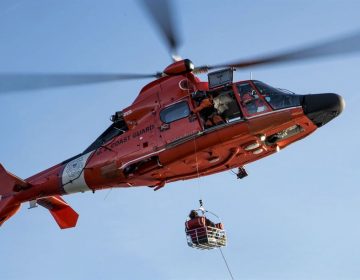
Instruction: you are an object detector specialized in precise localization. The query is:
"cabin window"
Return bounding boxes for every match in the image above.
[160,101,190,123]
[252,81,302,110]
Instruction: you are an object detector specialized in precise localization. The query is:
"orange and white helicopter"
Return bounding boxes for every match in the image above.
[1,0,357,229]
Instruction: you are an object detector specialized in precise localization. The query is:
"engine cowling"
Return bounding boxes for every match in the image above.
[163,59,194,76]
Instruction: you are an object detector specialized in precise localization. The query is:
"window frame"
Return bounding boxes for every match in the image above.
[252,80,302,110]
[235,81,272,117]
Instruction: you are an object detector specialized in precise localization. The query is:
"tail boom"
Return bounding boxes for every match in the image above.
[0,164,78,229]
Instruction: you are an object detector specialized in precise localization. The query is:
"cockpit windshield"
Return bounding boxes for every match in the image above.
[252,81,302,110]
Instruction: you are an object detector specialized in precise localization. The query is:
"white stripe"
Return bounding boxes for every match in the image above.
[119,149,166,170]
[62,152,92,194]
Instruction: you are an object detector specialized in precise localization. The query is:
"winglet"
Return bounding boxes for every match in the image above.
[37,196,79,229]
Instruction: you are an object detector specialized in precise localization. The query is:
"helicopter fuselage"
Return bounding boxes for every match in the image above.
[0,72,344,228]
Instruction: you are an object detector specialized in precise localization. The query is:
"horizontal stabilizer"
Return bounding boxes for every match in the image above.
[37,196,79,229]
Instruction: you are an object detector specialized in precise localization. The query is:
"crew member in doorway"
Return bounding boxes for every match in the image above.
[192,93,225,128]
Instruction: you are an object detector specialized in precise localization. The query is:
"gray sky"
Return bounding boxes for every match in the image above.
[0,1,360,279]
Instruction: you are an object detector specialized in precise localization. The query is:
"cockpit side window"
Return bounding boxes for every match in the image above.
[160,101,190,124]
[83,119,129,153]
[236,82,270,116]
[253,81,302,110]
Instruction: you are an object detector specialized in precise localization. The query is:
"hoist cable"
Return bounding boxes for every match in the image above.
[103,187,113,200]
[189,73,203,205]
[219,247,235,280]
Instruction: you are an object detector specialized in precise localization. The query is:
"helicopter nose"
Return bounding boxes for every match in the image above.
[302,93,345,127]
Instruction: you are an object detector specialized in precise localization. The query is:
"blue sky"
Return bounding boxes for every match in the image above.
[1,1,360,279]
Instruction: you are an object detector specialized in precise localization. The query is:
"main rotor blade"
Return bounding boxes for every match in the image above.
[140,0,180,58]
[0,73,158,93]
[194,30,360,72]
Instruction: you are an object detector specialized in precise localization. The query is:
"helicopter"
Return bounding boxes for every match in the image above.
[0,0,358,230]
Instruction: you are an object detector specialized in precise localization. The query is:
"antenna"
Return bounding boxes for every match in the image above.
[250,72,253,80]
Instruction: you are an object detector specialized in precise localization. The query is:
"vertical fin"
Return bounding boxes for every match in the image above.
[0,164,26,227]
[0,196,21,227]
